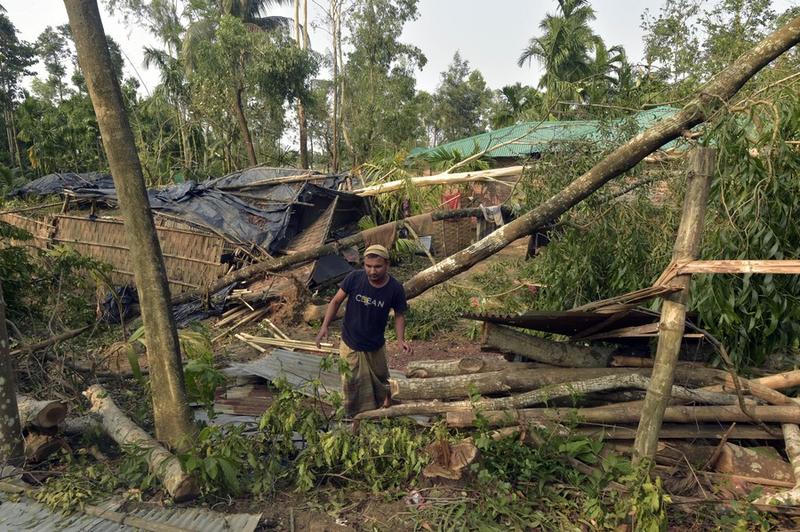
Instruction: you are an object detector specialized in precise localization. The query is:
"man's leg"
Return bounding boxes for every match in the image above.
[369,345,391,407]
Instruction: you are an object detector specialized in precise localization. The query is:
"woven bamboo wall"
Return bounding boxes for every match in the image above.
[52,215,226,293]
[0,213,52,249]
[431,218,474,258]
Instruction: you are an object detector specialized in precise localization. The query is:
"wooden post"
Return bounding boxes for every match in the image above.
[632,148,716,465]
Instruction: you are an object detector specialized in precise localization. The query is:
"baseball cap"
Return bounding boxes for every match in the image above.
[363,244,390,259]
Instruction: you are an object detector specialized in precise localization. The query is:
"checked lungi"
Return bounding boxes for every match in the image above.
[340,342,390,417]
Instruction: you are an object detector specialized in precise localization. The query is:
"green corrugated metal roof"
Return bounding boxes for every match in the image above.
[410,106,680,160]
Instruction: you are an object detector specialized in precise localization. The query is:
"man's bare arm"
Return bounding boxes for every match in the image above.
[316,288,347,348]
[394,312,413,354]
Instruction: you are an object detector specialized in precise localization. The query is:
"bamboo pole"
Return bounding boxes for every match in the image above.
[447,405,800,428]
[351,166,523,197]
[633,148,716,465]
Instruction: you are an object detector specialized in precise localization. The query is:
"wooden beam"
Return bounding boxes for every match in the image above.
[677,260,800,275]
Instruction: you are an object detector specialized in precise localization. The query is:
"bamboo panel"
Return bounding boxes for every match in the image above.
[431,217,474,258]
[52,215,226,293]
[0,213,52,249]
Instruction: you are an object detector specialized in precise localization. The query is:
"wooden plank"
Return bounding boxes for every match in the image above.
[580,322,704,341]
[677,260,800,275]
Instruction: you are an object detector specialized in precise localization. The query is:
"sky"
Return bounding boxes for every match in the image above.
[3,0,799,96]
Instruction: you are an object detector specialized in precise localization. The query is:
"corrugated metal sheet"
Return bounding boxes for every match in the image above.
[0,492,261,531]
[224,348,405,397]
[409,106,680,160]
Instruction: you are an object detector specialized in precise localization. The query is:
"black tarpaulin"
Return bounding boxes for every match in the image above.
[7,172,114,198]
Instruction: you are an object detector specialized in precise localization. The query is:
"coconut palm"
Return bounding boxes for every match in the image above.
[517,0,600,107]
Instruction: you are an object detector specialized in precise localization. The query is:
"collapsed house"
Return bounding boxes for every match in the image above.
[1,167,493,323]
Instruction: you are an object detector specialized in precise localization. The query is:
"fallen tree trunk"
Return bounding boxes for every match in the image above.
[359,373,738,419]
[9,325,92,357]
[17,396,67,430]
[390,366,728,401]
[83,385,198,502]
[447,404,800,428]
[405,357,541,378]
[171,207,511,307]
[482,323,611,367]
[352,166,523,197]
[400,17,800,300]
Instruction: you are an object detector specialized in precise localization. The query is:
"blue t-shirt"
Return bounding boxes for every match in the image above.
[340,270,408,351]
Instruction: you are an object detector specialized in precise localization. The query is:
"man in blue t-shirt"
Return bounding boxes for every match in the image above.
[315,244,412,416]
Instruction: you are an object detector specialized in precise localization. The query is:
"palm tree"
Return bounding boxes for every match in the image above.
[490,83,541,128]
[517,0,599,109]
[580,41,626,104]
[183,0,292,167]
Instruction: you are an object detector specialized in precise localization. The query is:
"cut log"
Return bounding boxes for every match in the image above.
[361,374,738,419]
[481,323,611,367]
[422,438,479,480]
[405,357,540,378]
[83,385,198,502]
[390,366,728,401]
[17,396,67,430]
[24,433,67,463]
[447,405,800,428]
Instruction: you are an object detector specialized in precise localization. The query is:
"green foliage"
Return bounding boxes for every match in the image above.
[414,426,670,531]
[0,236,111,331]
[694,90,800,366]
[177,378,429,500]
[431,52,492,144]
[36,448,153,513]
[342,0,427,164]
[128,323,225,408]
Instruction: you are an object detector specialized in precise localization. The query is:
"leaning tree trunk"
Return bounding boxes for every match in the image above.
[633,148,715,465]
[64,0,196,450]
[401,17,800,300]
[0,281,24,464]
[233,87,258,167]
